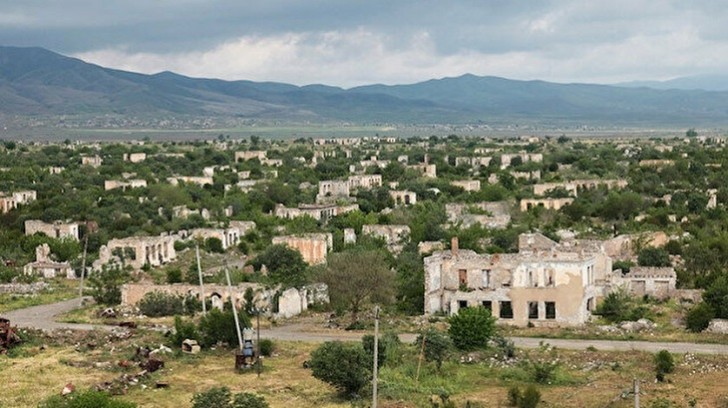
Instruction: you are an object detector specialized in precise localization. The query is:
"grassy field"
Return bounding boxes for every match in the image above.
[3,327,728,408]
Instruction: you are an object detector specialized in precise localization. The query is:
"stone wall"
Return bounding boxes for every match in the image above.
[271,233,332,264]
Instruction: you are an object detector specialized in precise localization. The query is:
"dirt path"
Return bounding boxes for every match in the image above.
[3,299,728,355]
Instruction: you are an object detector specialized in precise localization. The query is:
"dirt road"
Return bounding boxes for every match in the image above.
[3,299,728,355]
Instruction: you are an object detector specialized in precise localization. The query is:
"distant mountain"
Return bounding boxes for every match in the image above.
[616,74,728,92]
[3,46,728,126]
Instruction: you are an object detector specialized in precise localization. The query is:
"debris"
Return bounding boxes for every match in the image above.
[155,382,169,389]
[139,358,164,373]
[135,346,151,359]
[98,308,117,318]
[181,339,201,354]
[117,321,137,329]
[61,383,75,396]
[150,344,172,356]
[0,318,22,353]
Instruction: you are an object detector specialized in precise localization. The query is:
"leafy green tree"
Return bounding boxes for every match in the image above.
[395,248,424,315]
[685,302,715,332]
[198,306,250,347]
[686,128,698,138]
[448,306,497,351]
[318,249,395,319]
[88,265,130,305]
[637,247,671,267]
[703,276,728,318]
[250,244,308,288]
[414,328,452,371]
[309,341,371,397]
[205,237,225,253]
[654,350,674,382]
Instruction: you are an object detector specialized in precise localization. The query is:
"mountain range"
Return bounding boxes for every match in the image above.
[2,45,728,126]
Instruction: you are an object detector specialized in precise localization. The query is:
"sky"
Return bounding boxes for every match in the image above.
[2,1,728,87]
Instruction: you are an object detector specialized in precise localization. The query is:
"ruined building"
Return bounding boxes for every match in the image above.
[271,233,333,265]
[24,220,80,241]
[97,234,177,270]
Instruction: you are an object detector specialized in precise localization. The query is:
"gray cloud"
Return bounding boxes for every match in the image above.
[2,1,727,86]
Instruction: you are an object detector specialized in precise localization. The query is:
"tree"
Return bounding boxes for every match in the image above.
[318,249,395,319]
[198,307,250,347]
[205,237,225,253]
[637,247,671,267]
[88,265,129,305]
[685,302,715,332]
[309,341,371,397]
[395,249,425,315]
[448,306,497,351]
[703,276,728,318]
[686,128,698,138]
[654,350,674,382]
[250,244,308,288]
[414,328,452,371]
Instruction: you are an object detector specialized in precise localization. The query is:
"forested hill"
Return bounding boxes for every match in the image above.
[3,46,728,126]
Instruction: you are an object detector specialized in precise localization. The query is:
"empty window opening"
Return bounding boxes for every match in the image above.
[545,302,556,319]
[500,301,513,319]
[482,301,492,312]
[458,300,468,309]
[528,302,539,319]
[458,269,468,286]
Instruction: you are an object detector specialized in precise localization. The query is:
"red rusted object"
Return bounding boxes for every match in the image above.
[0,318,21,353]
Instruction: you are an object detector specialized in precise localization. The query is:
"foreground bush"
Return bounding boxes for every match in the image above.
[414,328,452,371]
[309,341,371,397]
[198,307,250,347]
[39,390,136,408]
[506,385,541,408]
[138,291,184,317]
[448,306,497,351]
[191,387,269,408]
[654,350,674,382]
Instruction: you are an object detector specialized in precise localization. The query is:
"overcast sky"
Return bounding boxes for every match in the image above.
[2,1,727,87]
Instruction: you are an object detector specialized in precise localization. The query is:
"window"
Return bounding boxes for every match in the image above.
[586,297,595,312]
[458,300,468,309]
[458,269,467,286]
[482,301,492,312]
[528,302,539,319]
[545,302,556,319]
[482,269,491,288]
[499,301,513,319]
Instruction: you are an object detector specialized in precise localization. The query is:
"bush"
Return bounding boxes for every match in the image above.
[529,360,558,384]
[637,247,671,267]
[39,389,137,408]
[166,268,182,284]
[170,316,200,347]
[192,386,232,408]
[138,291,185,317]
[191,387,269,408]
[594,290,650,323]
[685,302,715,333]
[232,392,270,408]
[414,328,452,371]
[448,306,497,351]
[259,339,274,357]
[654,350,674,381]
[198,307,250,348]
[205,237,225,253]
[309,341,371,397]
[506,385,541,408]
[493,335,516,359]
[519,385,541,408]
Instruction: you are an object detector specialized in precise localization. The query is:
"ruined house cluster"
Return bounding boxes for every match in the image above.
[425,234,677,327]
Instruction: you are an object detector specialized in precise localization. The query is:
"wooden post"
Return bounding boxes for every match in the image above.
[372,306,380,408]
[415,330,427,383]
[196,244,206,315]
[634,378,639,408]
[225,266,243,352]
[256,310,261,377]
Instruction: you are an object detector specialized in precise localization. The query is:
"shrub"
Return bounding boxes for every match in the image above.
[309,341,371,397]
[654,350,674,381]
[138,291,184,317]
[507,386,522,406]
[529,360,558,384]
[205,237,225,253]
[39,389,137,408]
[259,339,274,357]
[170,316,200,348]
[493,335,516,359]
[685,302,715,333]
[192,386,232,408]
[198,306,250,347]
[232,392,270,408]
[637,247,671,267]
[414,328,452,371]
[519,385,541,408]
[0,265,19,283]
[166,268,182,284]
[448,306,497,351]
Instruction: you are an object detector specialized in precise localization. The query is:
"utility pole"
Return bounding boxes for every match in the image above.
[195,244,206,315]
[78,232,89,306]
[256,309,262,377]
[224,266,243,351]
[372,305,380,408]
